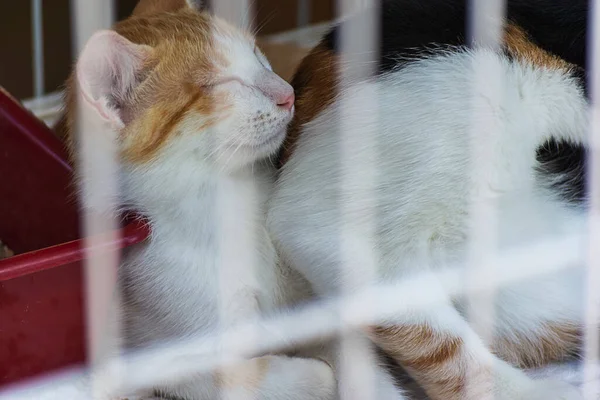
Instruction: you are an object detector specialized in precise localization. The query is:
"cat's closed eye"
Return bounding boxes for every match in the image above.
[254,45,271,70]
[203,76,243,88]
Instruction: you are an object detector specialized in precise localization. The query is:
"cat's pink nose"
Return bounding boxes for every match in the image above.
[278,92,295,111]
[256,69,295,111]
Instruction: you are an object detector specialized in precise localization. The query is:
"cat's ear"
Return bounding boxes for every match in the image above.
[132,0,202,16]
[75,30,154,129]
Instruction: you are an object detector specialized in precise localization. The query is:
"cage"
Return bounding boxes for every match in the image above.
[0,0,332,392]
[0,86,151,385]
[0,0,598,399]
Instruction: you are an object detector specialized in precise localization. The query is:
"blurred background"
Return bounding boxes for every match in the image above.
[0,1,334,124]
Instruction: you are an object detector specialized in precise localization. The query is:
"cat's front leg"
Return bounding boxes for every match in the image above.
[370,301,583,400]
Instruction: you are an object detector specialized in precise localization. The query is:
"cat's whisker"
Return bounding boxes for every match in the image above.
[253,11,276,37]
[266,153,276,169]
[211,140,240,166]
[221,141,245,172]
[246,0,263,34]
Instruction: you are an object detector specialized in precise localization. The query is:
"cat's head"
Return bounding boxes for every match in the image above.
[65,0,294,173]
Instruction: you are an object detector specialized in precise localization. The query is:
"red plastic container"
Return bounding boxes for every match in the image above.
[0,87,150,387]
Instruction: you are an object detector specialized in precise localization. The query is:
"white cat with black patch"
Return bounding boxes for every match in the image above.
[269,1,593,399]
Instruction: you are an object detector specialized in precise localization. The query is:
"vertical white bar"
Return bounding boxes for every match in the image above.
[31,0,45,98]
[338,1,379,399]
[297,0,310,28]
[70,0,118,397]
[212,2,258,399]
[212,0,252,31]
[71,0,114,54]
[466,0,506,398]
[584,1,600,398]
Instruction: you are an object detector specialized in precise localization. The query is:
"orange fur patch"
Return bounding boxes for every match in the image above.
[279,43,339,166]
[121,90,202,163]
[370,324,468,399]
[504,23,573,71]
[372,321,581,399]
[370,325,462,368]
[493,321,581,368]
[60,7,237,164]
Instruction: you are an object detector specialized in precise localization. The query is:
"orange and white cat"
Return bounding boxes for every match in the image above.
[62,0,344,399]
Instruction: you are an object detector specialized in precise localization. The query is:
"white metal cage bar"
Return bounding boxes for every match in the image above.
[337,0,380,397]
[0,232,585,399]
[70,0,121,398]
[297,0,311,28]
[466,0,506,398]
[584,1,600,399]
[212,2,263,399]
[31,0,45,99]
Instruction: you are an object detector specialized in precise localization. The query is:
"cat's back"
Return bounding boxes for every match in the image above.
[275,54,543,261]
[268,0,589,280]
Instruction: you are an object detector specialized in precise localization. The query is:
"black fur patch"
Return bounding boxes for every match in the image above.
[536,139,587,204]
[534,64,587,204]
[507,0,588,68]
[320,0,589,75]
[309,0,589,204]
[512,1,588,205]
[321,0,467,74]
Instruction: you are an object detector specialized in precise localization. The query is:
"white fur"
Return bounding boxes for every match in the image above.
[268,48,590,399]
[75,25,339,400]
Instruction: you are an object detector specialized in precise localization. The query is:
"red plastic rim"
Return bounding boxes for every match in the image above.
[0,219,150,282]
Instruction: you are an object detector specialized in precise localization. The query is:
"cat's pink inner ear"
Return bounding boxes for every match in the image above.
[75,30,153,128]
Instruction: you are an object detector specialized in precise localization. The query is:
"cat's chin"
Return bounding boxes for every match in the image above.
[217,141,283,172]
[249,129,287,155]
[222,130,286,169]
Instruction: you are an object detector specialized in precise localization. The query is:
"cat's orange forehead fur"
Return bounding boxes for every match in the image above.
[114,9,235,163]
[63,3,250,163]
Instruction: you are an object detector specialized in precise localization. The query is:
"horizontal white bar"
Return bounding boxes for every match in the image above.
[0,232,585,400]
